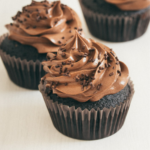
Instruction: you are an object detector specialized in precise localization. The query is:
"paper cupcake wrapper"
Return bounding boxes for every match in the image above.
[79,0,150,42]
[39,79,134,140]
[0,34,45,90]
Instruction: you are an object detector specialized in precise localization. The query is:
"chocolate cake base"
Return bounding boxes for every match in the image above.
[79,0,150,42]
[39,79,134,140]
[0,35,47,89]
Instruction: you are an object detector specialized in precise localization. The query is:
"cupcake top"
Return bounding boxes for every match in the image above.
[41,31,129,102]
[6,0,82,53]
[105,0,150,10]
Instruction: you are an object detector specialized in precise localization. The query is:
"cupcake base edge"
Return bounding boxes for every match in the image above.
[39,79,134,140]
[0,33,45,90]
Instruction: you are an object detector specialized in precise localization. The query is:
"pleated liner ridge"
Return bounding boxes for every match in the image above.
[0,34,45,90]
[79,0,150,42]
[39,79,134,140]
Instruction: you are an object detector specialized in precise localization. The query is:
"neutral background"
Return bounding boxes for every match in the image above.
[0,0,150,150]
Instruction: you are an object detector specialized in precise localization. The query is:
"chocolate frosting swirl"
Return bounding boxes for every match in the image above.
[41,32,129,102]
[6,1,82,53]
[105,0,150,10]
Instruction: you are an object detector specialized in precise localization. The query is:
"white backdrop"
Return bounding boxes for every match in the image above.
[0,0,150,150]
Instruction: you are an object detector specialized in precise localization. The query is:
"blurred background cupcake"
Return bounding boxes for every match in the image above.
[79,0,150,42]
[0,0,83,89]
[39,31,134,140]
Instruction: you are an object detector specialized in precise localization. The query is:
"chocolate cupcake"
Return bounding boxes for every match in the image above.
[0,0,83,89]
[39,31,134,140]
[79,0,150,42]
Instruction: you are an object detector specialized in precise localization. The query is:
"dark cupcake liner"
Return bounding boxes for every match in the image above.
[79,0,150,42]
[0,34,45,90]
[39,79,134,140]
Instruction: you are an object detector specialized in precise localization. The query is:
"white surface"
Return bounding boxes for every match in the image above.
[0,0,150,150]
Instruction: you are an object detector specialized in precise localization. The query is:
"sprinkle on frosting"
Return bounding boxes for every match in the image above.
[41,31,129,102]
[6,0,83,53]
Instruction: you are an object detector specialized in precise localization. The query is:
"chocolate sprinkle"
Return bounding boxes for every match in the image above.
[78,28,83,31]
[46,9,49,14]
[55,65,60,68]
[26,14,30,18]
[82,45,85,49]
[99,67,104,70]
[64,67,68,73]
[16,24,19,28]
[65,83,68,86]
[61,53,66,57]
[108,63,111,67]
[105,63,108,68]
[109,72,114,76]
[98,70,101,73]
[117,70,121,76]
[45,85,52,94]
[97,84,102,90]
[71,64,74,67]
[110,52,115,56]
[62,62,66,65]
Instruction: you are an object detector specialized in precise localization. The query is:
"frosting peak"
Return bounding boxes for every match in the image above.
[41,32,129,102]
[6,0,83,53]
[105,0,150,10]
